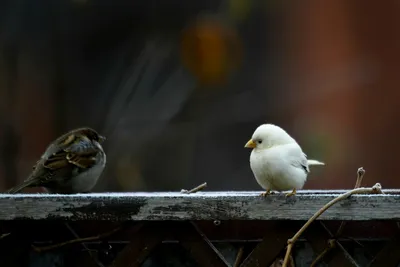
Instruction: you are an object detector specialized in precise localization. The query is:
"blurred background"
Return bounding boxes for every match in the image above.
[0,0,397,192]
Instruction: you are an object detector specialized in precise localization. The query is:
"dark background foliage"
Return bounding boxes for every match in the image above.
[0,0,399,192]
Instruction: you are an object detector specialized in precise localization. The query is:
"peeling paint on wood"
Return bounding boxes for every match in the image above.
[0,190,399,221]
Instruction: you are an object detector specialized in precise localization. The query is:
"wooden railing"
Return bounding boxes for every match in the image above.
[0,190,399,267]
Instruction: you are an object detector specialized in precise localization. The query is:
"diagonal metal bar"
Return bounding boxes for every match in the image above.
[368,235,400,267]
[306,222,355,266]
[110,222,164,267]
[319,222,359,267]
[335,240,361,267]
[240,222,295,267]
[175,221,230,267]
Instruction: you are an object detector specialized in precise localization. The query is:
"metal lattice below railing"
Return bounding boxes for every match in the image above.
[1,191,400,267]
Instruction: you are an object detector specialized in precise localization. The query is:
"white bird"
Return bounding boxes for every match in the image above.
[244,124,324,197]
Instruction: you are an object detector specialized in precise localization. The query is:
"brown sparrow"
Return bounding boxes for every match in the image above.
[7,127,106,194]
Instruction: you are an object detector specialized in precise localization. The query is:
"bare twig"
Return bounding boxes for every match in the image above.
[310,239,336,267]
[233,246,244,267]
[0,232,10,240]
[270,256,294,267]
[282,182,383,267]
[310,167,367,266]
[354,167,366,189]
[289,255,295,267]
[336,167,365,236]
[181,182,207,194]
[64,222,105,267]
[32,225,123,253]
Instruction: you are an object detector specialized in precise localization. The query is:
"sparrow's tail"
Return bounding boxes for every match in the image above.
[6,178,36,194]
[307,159,325,166]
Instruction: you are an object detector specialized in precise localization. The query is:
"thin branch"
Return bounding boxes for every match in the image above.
[181,182,207,194]
[310,239,336,267]
[336,167,365,236]
[289,255,295,267]
[32,225,123,253]
[309,167,366,266]
[64,222,105,267]
[282,182,383,267]
[354,167,366,189]
[233,246,244,267]
[0,232,10,240]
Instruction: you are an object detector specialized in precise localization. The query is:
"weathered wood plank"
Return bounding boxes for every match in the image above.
[0,191,399,221]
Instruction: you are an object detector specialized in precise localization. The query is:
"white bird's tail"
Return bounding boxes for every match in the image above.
[307,159,325,166]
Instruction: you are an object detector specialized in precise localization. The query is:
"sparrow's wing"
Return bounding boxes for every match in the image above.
[285,145,310,174]
[6,154,71,193]
[29,137,100,184]
[45,138,100,170]
[7,131,103,194]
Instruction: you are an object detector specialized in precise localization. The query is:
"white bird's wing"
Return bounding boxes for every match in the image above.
[284,144,310,174]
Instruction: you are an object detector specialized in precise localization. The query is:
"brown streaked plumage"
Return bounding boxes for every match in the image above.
[7,127,106,194]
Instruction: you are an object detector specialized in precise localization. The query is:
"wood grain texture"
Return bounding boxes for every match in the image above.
[0,190,399,221]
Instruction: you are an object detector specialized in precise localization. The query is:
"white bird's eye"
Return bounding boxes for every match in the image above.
[257,140,262,144]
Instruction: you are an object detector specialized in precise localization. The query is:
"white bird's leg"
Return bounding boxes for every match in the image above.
[285,188,297,197]
[261,189,274,197]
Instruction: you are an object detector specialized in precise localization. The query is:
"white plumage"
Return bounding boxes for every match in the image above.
[244,124,324,196]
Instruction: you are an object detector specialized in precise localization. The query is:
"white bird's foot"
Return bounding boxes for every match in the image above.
[261,189,274,197]
[285,188,297,197]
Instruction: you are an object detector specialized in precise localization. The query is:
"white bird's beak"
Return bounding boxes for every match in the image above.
[244,139,256,148]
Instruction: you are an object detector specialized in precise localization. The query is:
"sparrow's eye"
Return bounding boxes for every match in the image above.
[257,140,262,144]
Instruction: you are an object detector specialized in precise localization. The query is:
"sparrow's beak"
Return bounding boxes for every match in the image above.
[244,139,256,148]
[99,135,106,143]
